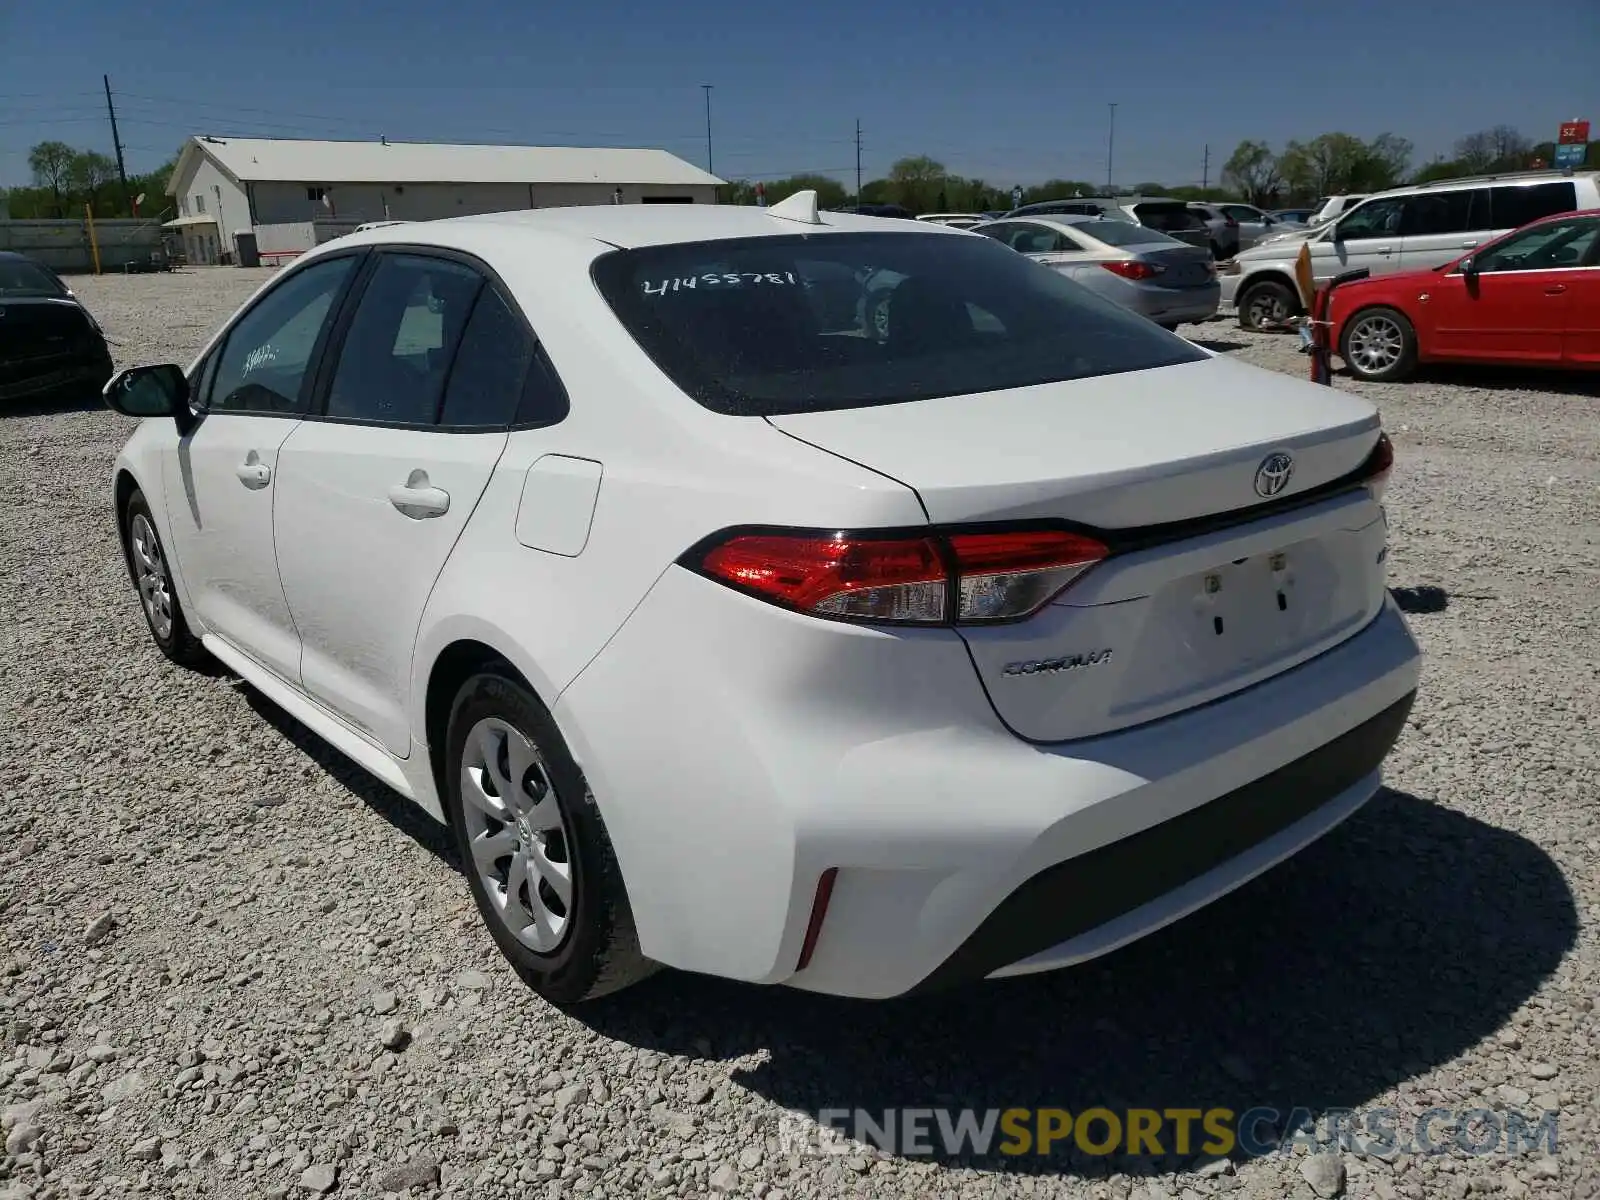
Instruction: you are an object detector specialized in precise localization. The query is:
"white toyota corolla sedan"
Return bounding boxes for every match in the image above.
[105,192,1420,1004]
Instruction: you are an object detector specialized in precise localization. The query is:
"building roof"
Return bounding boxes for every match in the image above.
[169,136,724,194]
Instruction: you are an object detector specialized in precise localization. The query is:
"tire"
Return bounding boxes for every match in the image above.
[121,489,208,668]
[1237,279,1301,331]
[444,670,654,1004]
[1339,306,1418,382]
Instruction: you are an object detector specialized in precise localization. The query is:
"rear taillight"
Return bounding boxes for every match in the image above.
[691,528,1109,626]
[1360,432,1395,500]
[1100,260,1164,281]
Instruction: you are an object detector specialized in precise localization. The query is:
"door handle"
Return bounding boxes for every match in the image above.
[1545,284,1567,295]
[388,470,450,519]
[1460,240,1479,248]
[1375,246,1393,255]
[235,457,271,488]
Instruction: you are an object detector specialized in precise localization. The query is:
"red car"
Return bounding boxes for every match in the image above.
[1328,209,1600,382]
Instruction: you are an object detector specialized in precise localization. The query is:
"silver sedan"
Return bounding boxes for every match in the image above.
[973,216,1220,329]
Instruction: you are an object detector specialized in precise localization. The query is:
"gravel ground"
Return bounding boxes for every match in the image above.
[2,268,1597,1200]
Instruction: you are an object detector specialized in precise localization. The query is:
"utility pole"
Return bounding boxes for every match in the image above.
[701,85,714,176]
[1202,143,1210,191]
[855,119,863,205]
[1106,103,1117,192]
[104,74,131,216]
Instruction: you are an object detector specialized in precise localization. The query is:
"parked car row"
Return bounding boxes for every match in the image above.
[1221,169,1600,330]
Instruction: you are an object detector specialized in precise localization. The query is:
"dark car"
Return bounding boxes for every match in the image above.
[0,252,115,404]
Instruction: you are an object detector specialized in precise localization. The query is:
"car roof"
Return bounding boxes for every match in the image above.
[349,203,957,252]
[1361,169,1598,202]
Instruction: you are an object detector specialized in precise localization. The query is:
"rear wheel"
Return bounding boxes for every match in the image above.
[121,490,207,668]
[444,669,654,1004]
[1340,306,1418,382]
[1238,278,1301,331]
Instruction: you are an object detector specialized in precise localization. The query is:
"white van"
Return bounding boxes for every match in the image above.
[1220,171,1600,329]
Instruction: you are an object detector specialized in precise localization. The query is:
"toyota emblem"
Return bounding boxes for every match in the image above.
[1254,452,1294,498]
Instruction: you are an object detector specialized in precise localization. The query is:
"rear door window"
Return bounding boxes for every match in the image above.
[1489,182,1578,230]
[1400,190,1480,237]
[591,231,1205,417]
[324,254,483,426]
[438,287,536,428]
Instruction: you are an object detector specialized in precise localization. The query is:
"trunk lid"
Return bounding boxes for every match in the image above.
[0,298,99,392]
[0,298,94,365]
[769,353,1389,742]
[1142,245,1215,289]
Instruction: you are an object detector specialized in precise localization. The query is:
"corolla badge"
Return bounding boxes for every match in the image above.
[1002,649,1113,677]
[1253,451,1294,498]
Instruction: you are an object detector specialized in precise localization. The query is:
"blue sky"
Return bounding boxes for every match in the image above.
[3,0,1596,193]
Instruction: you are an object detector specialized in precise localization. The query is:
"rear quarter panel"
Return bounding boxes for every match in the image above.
[406,227,928,748]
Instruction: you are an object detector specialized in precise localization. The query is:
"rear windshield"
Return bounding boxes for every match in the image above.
[591,232,1205,416]
[1078,219,1185,248]
[0,258,67,296]
[1131,203,1208,232]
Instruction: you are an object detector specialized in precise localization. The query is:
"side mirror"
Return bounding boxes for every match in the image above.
[1458,257,1478,278]
[104,364,191,425]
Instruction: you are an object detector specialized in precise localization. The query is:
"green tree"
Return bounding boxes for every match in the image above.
[1019,179,1097,206]
[1412,159,1466,184]
[886,155,947,211]
[1222,140,1282,205]
[1356,133,1412,191]
[762,174,849,210]
[1454,126,1532,174]
[28,140,76,217]
[69,150,118,216]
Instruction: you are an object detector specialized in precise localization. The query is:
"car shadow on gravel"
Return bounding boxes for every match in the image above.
[575,788,1577,1182]
[1343,363,1600,396]
[240,689,460,864]
[1190,338,1249,354]
[1390,584,1450,614]
[0,390,106,418]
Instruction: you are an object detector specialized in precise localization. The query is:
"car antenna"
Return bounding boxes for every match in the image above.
[766,189,822,226]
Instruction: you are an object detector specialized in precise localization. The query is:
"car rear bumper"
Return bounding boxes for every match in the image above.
[1122,281,1221,325]
[555,574,1421,998]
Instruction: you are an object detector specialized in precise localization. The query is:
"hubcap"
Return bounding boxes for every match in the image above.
[1348,315,1404,374]
[1247,289,1290,327]
[130,513,173,640]
[460,718,574,954]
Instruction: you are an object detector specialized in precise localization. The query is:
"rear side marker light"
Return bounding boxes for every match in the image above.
[796,867,838,972]
[693,528,1109,627]
[1100,260,1164,281]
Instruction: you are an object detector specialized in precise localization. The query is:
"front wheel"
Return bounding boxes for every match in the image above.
[1340,306,1418,382]
[122,489,208,668]
[444,670,654,1004]
[1237,279,1301,331]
